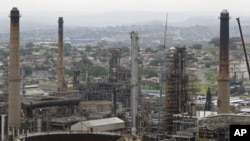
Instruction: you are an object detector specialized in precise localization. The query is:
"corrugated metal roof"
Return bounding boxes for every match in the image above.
[81,117,124,127]
[24,88,45,95]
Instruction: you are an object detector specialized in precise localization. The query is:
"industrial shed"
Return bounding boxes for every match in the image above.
[71,117,125,132]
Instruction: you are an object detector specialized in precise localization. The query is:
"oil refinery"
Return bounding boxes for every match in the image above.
[0,7,250,141]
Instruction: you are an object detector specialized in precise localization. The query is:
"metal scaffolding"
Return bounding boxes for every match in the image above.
[198,114,250,140]
[108,48,121,83]
[162,46,189,134]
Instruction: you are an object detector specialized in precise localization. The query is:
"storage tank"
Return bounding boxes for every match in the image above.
[16,132,140,141]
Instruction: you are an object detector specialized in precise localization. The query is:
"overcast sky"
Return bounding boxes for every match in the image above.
[1,0,250,27]
[1,0,250,13]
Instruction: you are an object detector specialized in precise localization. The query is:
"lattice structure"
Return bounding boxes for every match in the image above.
[198,114,250,140]
[77,47,131,108]
[162,46,189,134]
[108,48,130,83]
[109,48,121,83]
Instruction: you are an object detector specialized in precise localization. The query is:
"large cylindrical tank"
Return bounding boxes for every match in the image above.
[16,132,141,141]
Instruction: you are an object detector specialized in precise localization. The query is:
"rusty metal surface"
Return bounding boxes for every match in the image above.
[217,10,230,114]
[57,17,67,92]
[197,114,250,140]
[163,47,188,133]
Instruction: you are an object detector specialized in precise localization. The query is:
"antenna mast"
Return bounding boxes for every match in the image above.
[158,13,168,134]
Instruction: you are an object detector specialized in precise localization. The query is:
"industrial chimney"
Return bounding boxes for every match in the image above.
[57,17,66,92]
[217,9,230,114]
[130,31,139,134]
[8,7,21,134]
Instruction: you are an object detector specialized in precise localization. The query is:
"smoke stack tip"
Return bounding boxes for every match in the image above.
[221,9,229,14]
[58,17,64,23]
[11,7,19,11]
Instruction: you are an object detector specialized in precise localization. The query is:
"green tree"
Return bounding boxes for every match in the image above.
[26,42,34,48]
[64,43,72,56]
[138,59,143,64]
[120,46,130,55]
[20,48,32,56]
[205,62,211,68]
[149,59,162,66]
[231,85,245,95]
[190,44,202,50]
[157,45,164,51]
[142,80,160,90]
[229,37,241,50]
[208,37,219,47]
[65,69,73,77]
[142,68,158,78]
[24,66,32,76]
[205,87,212,110]
[145,47,157,53]
[89,65,108,77]
[85,46,92,52]
[208,37,241,49]
[0,49,9,57]
[145,47,153,53]
[93,48,108,57]
[34,65,49,71]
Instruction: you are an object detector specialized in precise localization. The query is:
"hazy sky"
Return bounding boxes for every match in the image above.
[1,0,250,13]
[1,0,250,27]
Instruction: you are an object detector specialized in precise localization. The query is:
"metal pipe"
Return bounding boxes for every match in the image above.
[236,17,250,79]
[113,86,117,117]
[83,55,89,101]
[1,115,6,140]
[37,118,42,132]
[22,66,26,95]
[22,98,81,109]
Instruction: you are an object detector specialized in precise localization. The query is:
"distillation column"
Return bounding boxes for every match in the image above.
[8,7,21,135]
[57,17,66,92]
[130,31,139,134]
[217,10,230,114]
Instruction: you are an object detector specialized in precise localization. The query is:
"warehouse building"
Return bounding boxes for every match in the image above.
[71,117,125,132]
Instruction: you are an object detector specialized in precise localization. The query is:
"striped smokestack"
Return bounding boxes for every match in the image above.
[57,17,66,92]
[8,7,21,132]
[217,9,230,114]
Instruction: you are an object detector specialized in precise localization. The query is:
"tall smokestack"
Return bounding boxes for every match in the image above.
[217,9,230,114]
[57,17,66,92]
[8,7,21,132]
[130,31,139,134]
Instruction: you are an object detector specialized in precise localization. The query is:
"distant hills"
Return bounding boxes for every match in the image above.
[1,10,250,30]
[1,11,250,44]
